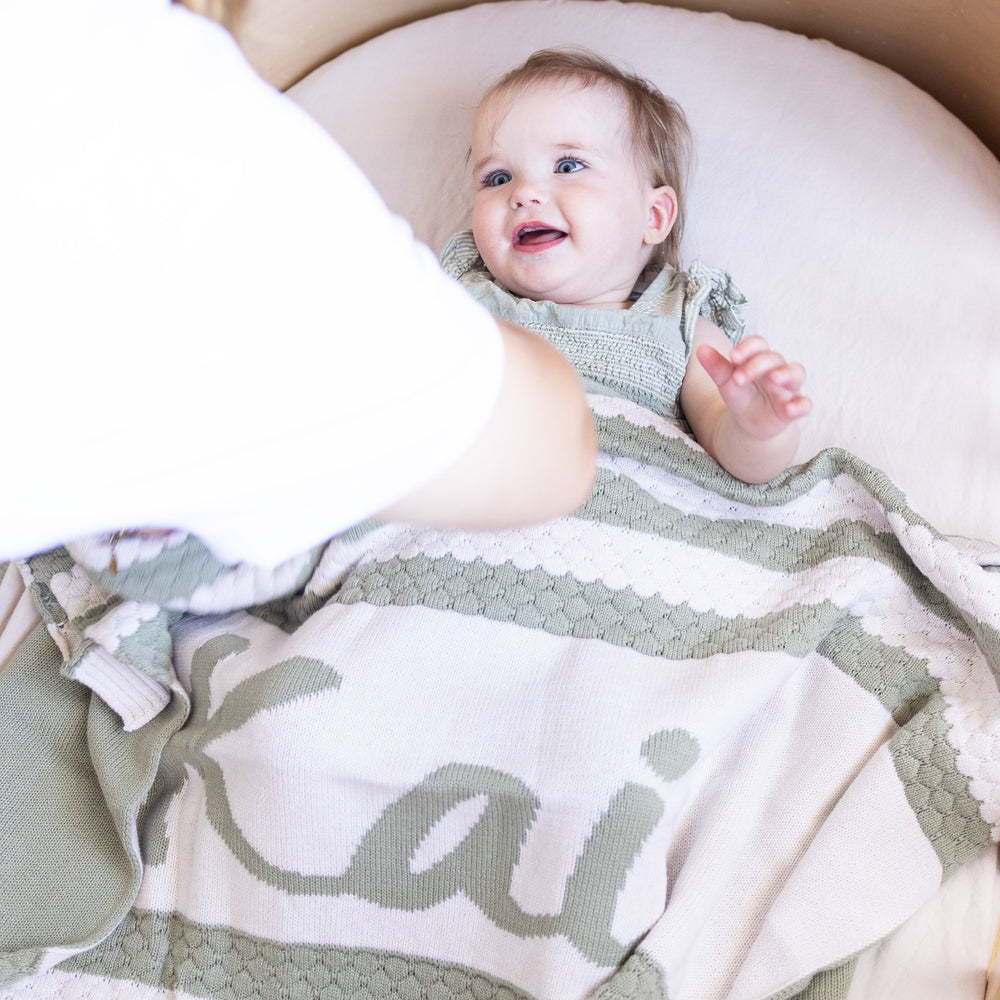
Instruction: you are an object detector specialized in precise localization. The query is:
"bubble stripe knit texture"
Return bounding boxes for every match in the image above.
[55,909,535,1000]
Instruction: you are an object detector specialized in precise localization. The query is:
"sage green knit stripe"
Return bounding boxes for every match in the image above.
[21,547,76,627]
[19,546,124,630]
[591,950,667,1000]
[889,690,993,878]
[0,950,43,992]
[58,908,535,1000]
[582,466,917,577]
[815,616,938,722]
[594,412,735,494]
[334,556,934,712]
[0,625,135,954]
[581,451,970,636]
[593,414,913,518]
[16,545,77,587]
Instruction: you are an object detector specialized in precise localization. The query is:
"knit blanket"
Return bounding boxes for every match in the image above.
[2,393,999,1000]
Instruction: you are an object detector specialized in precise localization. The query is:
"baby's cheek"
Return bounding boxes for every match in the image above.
[470,210,489,248]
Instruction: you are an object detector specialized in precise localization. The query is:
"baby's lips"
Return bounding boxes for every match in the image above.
[513,222,568,247]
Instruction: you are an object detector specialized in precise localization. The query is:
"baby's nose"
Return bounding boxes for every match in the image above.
[510,177,544,208]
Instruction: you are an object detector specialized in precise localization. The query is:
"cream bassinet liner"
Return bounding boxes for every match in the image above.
[0,6,999,1000]
[288,0,1000,546]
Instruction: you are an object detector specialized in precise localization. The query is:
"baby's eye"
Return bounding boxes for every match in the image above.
[483,170,511,187]
[555,158,585,174]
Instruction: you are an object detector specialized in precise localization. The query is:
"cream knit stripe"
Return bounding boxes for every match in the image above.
[880,591,1000,840]
[342,508,977,657]
[0,969,169,999]
[886,514,1000,630]
[590,404,915,521]
[588,392,692,440]
[879,515,1000,839]
[578,467,915,577]
[759,955,858,1000]
[598,452,896,534]
[70,646,171,732]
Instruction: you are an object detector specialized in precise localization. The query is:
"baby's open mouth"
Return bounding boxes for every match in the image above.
[514,224,567,247]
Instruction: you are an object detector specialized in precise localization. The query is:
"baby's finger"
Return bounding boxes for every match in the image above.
[779,395,812,420]
[766,362,808,392]
[695,343,735,387]
[728,335,772,365]
[730,349,788,387]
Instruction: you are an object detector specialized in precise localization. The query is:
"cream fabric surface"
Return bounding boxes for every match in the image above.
[289,0,1000,547]
[1,2,998,997]
[285,3,1000,994]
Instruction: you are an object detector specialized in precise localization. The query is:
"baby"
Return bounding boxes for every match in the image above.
[444,49,810,483]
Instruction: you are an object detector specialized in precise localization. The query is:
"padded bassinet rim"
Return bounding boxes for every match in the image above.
[236,0,1000,162]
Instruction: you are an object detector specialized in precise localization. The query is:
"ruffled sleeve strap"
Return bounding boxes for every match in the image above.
[683,261,748,348]
[440,230,490,284]
[633,260,747,352]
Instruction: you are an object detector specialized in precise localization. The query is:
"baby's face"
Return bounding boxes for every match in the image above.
[471,79,672,309]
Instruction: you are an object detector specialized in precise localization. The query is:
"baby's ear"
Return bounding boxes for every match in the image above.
[644,186,678,246]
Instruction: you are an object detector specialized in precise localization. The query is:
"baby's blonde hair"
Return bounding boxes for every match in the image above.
[172,0,247,31]
[480,48,692,269]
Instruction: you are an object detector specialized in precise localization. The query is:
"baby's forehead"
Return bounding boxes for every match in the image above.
[480,75,627,118]
[473,77,631,146]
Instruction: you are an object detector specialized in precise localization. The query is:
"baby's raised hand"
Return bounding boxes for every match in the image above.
[695,336,811,440]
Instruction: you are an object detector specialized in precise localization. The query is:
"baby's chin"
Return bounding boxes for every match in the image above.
[481,254,633,307]
[502,278,631,309]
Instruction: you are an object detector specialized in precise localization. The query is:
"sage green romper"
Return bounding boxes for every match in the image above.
[441,230,747,423]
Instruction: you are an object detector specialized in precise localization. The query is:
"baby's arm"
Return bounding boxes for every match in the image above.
[679,318,811,483]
